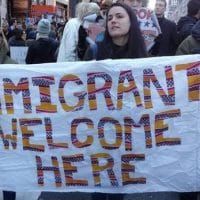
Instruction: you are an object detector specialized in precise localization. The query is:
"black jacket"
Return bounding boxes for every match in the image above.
[150,17,178,56]
[26,38,59,64]
[177,16,198,44]
[84,41,131,61]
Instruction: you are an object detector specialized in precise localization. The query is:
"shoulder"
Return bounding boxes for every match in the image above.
[164,18,176,26]
[3,56,17,64]
[64,18,81,30]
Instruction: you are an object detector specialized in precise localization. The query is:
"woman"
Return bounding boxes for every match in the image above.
[84,2,147,60]
[57,2,100,62]
[87,3,146,200]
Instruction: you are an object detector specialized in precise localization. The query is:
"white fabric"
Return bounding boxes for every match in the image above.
[0,55,199,193]
[57,18,81,62]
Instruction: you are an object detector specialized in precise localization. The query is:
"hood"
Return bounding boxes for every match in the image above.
[192,21,200,41]
[177,16,198,31]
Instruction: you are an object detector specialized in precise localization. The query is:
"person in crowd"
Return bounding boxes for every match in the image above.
[123,0,161,52]
[177,0,200,45]
[0,28,17,64]
[150,0,178,56]
[26,30,37,47]
[49,21,57,40]
[1,19,10,40]
[84,3,146,199]
[5,19,18,40]
[57,2,100,62]
[8,28,26,47]
[84,2,147,61]
[25,18,59,64]
[176,19,200,55]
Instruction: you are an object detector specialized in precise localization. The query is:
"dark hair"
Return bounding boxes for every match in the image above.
[14,28,23,40]
[187,0,200,16]
[103,2,147,58]
[157,0,167,7]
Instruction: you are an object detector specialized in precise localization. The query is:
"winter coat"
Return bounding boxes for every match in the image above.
[84,40,146,61]
[176,21,200,55]
[177,16,198,44]
[0,44,17,64]
[150,17,178,56]
[57,18,81,62]
[25,38,59,64]
[8,36,26,47]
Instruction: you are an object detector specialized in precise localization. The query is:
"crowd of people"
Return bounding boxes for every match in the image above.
[0,0,200,199]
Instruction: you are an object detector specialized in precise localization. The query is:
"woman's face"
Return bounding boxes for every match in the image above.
[107,6,130,41]
[123,0,142,8]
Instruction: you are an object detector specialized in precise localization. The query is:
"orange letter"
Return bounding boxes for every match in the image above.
[117,70,143,109]
[62,154,88,186]
[91,153,118,186]
[32,76,57,113]
[20,118,45,152]
[124,114,152,151]
[98,117,122,149]
[59,74,86,112]
[143,66,175,109]
[121,154,146,185]
[3,78,32,114]
[176,62,200,102]
[87,72,115,110]
[44,117,68,149]
[155,109,181,146]
[36,156,62,187]
[0,118,17,150]
[71,118,94,148]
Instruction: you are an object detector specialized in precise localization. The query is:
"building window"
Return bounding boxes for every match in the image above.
[32,0,46,5]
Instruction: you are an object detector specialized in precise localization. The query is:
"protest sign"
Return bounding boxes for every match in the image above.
[0,55,199,193]
[134,7,161,51]
[10,46,28,64]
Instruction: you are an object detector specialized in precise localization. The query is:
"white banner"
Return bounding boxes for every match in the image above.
[0,55,199,193]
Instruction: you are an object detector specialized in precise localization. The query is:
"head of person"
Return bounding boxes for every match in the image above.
[13,28,25,40]
[155,0,167,18]
[99,0,113,18]
[104,2,147,58]
[187,0,200,18]
[123,0,142,9]
[76,2,100,21]
[37,18,51,39]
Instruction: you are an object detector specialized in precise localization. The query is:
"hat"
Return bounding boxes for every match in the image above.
[37,19,50,38]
